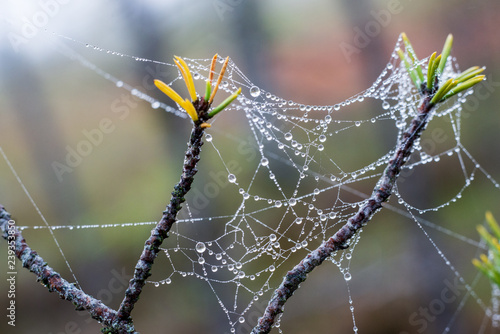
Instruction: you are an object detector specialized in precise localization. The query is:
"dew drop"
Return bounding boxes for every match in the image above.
[284,132,293,141]
[318,144,324,151]
[269,234,277,242]
[319,134,327,143]
[261,158,269,166]
[382,101,390,110]
[193,72,200,80]
[250,86,261,97]
[239,316,245,323]
[289,198,297,206]
[228,174,237,183]
[269,265,276,272]
[274,201,282,208]
[334,104,340,111]
[205,134,212,142]
[195,242,206,253]
[211,266,218,272]
[116,81,124,88]
[198,257,205,265]
[344,272,352,281]
[294,217,303,225]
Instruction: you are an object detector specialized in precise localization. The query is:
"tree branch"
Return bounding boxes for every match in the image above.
[0,205,134,333]
[115,124,205,322]
[251,95,435,334]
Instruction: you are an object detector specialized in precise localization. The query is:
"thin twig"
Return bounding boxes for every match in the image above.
[0,205,134,333]
[251,95,435,334]
[116,124,205,322]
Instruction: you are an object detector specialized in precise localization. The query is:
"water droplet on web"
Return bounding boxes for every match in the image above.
[269,234,277,242]
[344,272,352,281]
[319,135,327,142]
[355,121,361,127]
[284,132,293,141]
[289,198,297,206]
[318,144,324,151]
[198,257,205,265]
[250,86,261,97]
[193,72,200,80]
[238,316,245,323]
[211,266,218,272]
[382,101,390,109]
[294,217,303,224]
[261,158,269,166]
[228,174,237,183]
[205,134,212,142]
[274,201,282,208]
[269,265,276,272]
[116,81,123,88]
[334,104,340,111]
[195,242,206,253]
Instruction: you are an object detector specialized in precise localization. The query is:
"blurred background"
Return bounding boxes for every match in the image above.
[1,0,499,333]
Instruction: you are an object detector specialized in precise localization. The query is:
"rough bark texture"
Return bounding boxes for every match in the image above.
[0,205,134,333]
[116,124,205,321]
[251,96,435,334]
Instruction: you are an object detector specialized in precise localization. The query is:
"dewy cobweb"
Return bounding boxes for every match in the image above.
[12,33,500,333]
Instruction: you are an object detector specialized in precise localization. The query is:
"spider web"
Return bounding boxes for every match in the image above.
[4,33,500,333]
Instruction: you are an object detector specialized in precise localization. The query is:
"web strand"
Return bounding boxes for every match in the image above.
[3,30,499,333]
